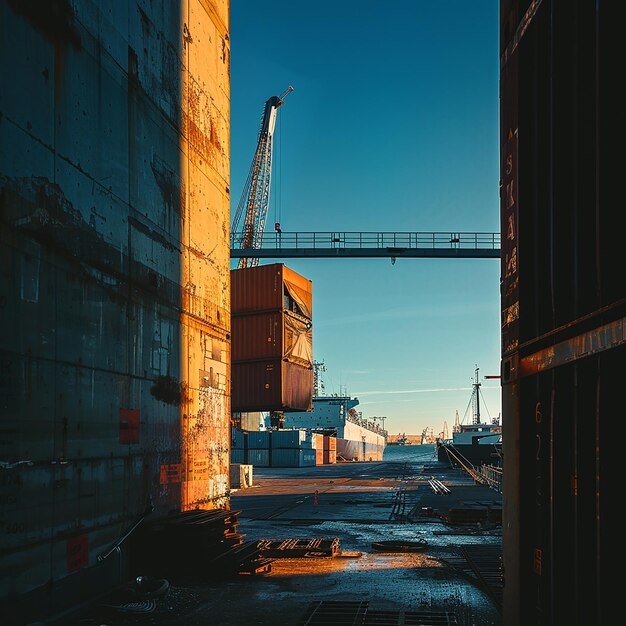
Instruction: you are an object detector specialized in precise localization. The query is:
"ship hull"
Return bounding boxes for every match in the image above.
[335,419,386,461]
[437,441,502,467]
[282,395,387,462]
[336,437,385,462]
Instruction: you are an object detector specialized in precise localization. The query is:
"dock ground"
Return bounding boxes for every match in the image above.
[48,458,503,626]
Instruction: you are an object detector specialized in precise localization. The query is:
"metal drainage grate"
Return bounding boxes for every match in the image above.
[457,544,503,607]
[298,601,368,625]
[298,602,460,626]
[365,610,459,625]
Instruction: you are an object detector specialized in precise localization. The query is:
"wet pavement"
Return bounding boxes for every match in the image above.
[48,457,502,626]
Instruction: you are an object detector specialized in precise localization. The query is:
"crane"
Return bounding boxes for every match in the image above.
[231,86,294,269]
[453,409,461,433]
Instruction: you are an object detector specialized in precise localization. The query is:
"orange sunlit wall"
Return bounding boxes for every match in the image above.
[179,0,231,511]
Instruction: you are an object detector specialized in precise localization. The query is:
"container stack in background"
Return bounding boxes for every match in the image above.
[247,431,271,467]
[323,435,337,464]
[230,427,335,468]
[230,263,314,414]
[271,429,316,467]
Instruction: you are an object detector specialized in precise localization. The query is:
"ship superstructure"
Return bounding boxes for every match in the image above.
[281,362,387,461]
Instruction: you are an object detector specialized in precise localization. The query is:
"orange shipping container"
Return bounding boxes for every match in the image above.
[315,448,324,466]
[231,263,312,318]
[323,449,337,464]
[323,435,337,451]
[231,310,312,367]
[232,360,313,412]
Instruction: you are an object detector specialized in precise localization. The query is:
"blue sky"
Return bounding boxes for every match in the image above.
[229,1,501,437]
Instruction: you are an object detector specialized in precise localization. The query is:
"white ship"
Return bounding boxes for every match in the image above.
[281,363,387,462]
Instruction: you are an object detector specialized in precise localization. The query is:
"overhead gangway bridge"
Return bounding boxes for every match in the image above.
[230,231,501,259]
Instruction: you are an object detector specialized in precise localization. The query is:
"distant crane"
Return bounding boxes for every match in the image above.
[421,427,431,444]
[453,409,461,433]
[231,86,294,269]
[313,360,327,397]
[370,416,388,433]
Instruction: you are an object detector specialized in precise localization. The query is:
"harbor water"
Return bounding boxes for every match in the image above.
[383,442,439,464]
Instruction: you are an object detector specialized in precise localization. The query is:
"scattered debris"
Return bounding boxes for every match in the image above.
[132,509,272,576]
[257,537,340,558]
[336,551,363,558]
[428,477,451,494]
[371,539,428,553]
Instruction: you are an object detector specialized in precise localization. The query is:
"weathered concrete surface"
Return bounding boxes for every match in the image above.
[0,0,230,618]
[60,458,502,626]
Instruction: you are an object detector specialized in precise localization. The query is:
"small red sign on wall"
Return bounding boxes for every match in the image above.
[66,533,88,572]
[160,463,182,484]
[119,408,140,444]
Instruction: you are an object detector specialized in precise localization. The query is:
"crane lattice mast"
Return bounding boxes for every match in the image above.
[313,360,327,397]
[232,86,294,269]
[471,366,481,424]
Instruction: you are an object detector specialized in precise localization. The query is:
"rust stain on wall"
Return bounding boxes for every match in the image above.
[178,0,230,512]
[0,0,231,611]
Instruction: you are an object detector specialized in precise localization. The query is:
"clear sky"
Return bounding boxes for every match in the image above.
[229,1,502,437]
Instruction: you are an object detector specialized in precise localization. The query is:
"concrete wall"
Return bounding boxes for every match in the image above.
[0,0,230,614]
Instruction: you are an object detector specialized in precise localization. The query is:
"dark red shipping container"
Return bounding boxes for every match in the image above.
[231,263,313,318]
[231,310,312,367]
[231,360,313,413]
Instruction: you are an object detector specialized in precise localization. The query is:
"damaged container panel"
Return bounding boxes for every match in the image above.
[232,360,314,413]
[231,263,313,317]
[231,310,313,366]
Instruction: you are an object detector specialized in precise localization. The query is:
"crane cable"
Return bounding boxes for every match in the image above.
[275,107,282,230]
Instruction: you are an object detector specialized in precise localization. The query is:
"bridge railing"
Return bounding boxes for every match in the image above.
[231,231,501,251]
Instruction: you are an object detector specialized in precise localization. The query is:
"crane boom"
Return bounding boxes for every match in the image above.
[232,86,294,269]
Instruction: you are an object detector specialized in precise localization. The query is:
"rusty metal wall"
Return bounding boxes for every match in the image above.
[0,0,230,617]
[500,2,615,624]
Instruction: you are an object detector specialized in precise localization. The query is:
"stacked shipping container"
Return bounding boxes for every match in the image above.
[231,264,314,412]
[323,435,337,464]
[230,428,335,468]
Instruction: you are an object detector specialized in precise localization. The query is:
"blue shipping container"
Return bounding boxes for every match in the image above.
[271,429,314,449]
[271,448,316,467]
[247,448,270,467]
[247,431,270,449]
[231,427,245,449]
[231,448,245,464]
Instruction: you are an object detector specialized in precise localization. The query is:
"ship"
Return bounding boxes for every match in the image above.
[281,362,387,461]
[436,367,502,467]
